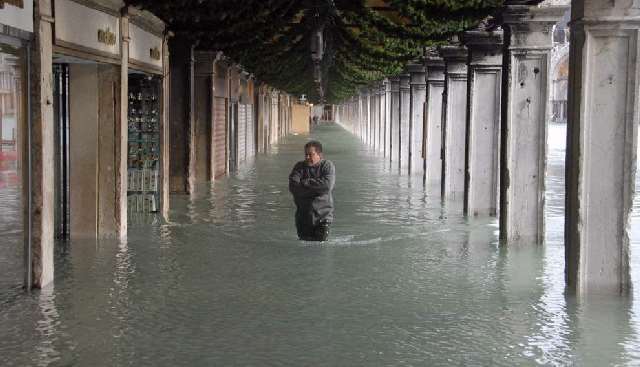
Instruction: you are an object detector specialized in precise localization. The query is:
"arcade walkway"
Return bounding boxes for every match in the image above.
[2,124,640,365]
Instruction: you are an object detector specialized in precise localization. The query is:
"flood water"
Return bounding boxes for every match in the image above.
[2,123,640,365]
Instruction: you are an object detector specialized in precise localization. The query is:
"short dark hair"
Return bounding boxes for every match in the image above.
[304,140,323,153]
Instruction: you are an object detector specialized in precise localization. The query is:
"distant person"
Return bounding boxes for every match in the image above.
[288,141,335,241]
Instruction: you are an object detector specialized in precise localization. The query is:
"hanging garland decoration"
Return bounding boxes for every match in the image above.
[126,0,503,103]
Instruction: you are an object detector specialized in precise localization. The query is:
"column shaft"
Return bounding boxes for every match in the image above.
[168,36,193,194]
[161,34,171,219]
[30,0,55,288]
[399,74,410,172]
[566,0,636,294]
[440,45,468,199]
[117,11,129,238]
[463,30,503,217]
[424,55,445,186]
[408,65,426,176]
[499,4,564,242]
[384,80,391,158]
[390,78,400,163]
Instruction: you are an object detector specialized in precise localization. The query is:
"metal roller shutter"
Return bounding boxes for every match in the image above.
[238,104,247,164]
[246,104,255,159]
[213,97,227,178]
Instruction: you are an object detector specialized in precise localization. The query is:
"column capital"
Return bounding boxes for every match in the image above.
[463,29,504,67]
[502,3,567,27]
[399,73,411,91]
[390,77,400,93]
[383,78,392,93]
[407,64,426,87]
[501,3,567,49]
[439,44,468,76]
[462,29,503,51]
[571,0,640,25]
[438,44,467,62]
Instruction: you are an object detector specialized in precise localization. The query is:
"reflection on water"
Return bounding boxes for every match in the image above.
[1,123,640,365]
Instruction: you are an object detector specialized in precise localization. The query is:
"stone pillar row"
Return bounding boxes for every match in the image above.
[343,1,640,295]
[340,3,564,236]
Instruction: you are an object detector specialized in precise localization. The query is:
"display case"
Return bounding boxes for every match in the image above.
[127,74,161,214]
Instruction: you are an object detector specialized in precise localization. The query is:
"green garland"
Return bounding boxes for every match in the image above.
[127,0,503,103]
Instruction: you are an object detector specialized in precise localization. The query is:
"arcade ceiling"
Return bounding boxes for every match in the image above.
[127,0,506,103]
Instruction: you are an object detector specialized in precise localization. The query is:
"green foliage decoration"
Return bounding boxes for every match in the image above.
[126,0,502,103]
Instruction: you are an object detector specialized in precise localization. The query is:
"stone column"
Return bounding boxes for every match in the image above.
[194,52,216,183]
[439,44,468,199]
[389,77,400,163]
[408,64,426,176]
[378,83,385,152]
[187,46,197,192]
[161,33,171,219]
[97,64,120,238]
[366,91,371,146]
[30,0,55,288]
[499,3,564,242]
[168,36,194,194]
[565,0,636,294]
[371,88,377,150]
[399,73,410,172]
[424,53,445,186]
[463,29,504,217]
[383,79,391,158]
[117,9,130,238]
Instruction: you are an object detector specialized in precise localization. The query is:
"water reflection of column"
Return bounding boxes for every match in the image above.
[571,297,633,365]
[68,238,119,364]
[110,238,134,363]
[494,243,549,360]
[35,285,60,366]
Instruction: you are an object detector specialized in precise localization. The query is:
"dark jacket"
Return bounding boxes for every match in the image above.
[288,159,335,227]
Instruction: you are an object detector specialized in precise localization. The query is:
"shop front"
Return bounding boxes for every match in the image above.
[0,0,32,287]
[52,0,123,239]
[126,18,166,221]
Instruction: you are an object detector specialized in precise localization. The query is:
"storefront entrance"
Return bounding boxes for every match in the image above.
[127,72,161,218]
[52,57,121,239]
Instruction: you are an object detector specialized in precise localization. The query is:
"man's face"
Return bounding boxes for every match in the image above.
[305,146,322,166]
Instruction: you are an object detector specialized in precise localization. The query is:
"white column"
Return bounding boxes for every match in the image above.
[439,45,468,199]
[424,53,445,187]
[499,3,565,242]
[566,0,636,294]
[377,83,384,152]
[161,34,171,219]
[399,74,411,173]
[408,64,426,177]
[367,90,373,147]
[118,9,131,238]
[383,79,391,158]
[390,77,400,163]
[372,87,378,151]
[463,30,504,217]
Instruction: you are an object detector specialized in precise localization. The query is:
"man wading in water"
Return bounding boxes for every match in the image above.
[288,141,335,241]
